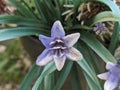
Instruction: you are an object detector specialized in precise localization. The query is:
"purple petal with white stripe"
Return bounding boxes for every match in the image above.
[66,47,83,61]
[63,33,80,47]
[51,20,65,38]
[104,75,119,90]
[36,49,53,66]
[39,35,52,48]
[54,55,66,71]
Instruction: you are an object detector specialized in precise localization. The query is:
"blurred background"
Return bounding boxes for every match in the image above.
[0,39,31,90]
[0,1,32,89]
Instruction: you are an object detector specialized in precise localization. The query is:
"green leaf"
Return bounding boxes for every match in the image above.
[19,64,42,90]
[34,0,60,24]
[44,0,59,19]
[71,64,82,90]
[38,80,44,90]
[90,11,120,26]
[109,22,120,55]
[21,0,39,19]
[83,71,102,90]
[8,0,36,18]
[34,0,47,22]
[77,41,102,89]
[77,41,100,73]
[53,61,73,90]
[73,0,81,10]
[77,59,102,90]
[32,61,56,90]
[80,30,116,63]
[77,59,96,82]
[0,27,48,41]
[97,0,120,14]
[91,0,120,25]
[0,60,8,73]
[44,73,54,90]
[0,15,47,28]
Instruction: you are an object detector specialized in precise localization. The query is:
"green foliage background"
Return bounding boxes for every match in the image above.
[0,0,120,90]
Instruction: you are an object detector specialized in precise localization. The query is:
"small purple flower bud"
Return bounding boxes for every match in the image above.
[94,22,108,35]
[36,20,83,71]
[97,61,120,90]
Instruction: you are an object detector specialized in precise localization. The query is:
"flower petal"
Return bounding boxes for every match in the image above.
[97,72,110,80]
[106,62,115,70]
[51,20,65,38]
[63,33,80,47]
[36,49,53,66]
[39,35,52,48]
[66,47,83,61]
[54,56,66,71]
[104,75,119,90]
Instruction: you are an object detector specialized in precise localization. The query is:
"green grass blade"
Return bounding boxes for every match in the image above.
[44,73,54,90]
[38,80,44,90]
[34,0,47,23]
[19,64,42,90]
[77,59,96,82]
[109,22,120,55]
[0,27,48,41]
[77,59,102,90]
[83,71,102,90]
[78,41,100,73]
[8,0,36,18]
[34,0,60,24]
[53,61,73,90]
[21,0,39,19]
[71,64,82,90]
[80,31,116,63]
[90,11,120,26]
[97,0,120,14]
[32,61,56,90]
[0,15,47,27]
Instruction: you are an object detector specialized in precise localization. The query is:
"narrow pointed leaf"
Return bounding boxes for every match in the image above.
[44,74,54,90]
[19,64,43,90]
[34,0,47,22]
[91,11,120,26]
[0,27,48,41]
[32,61,56,90]
[83,71,102,90]
[109,22,120,55]
[53,61,73,90]
[0,15,47,27]
[8,0,36,18]
[80,31,116,63]
[97,0,120,14]
[77,59,102,90]
[71,65,82,90]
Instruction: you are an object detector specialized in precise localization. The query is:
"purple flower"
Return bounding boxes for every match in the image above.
[97,61,120,90]
[94,22,107,35]
[36,20,83,71]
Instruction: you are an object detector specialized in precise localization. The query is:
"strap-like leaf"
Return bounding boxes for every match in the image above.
[0,27,48,41]
[71,65,82,90]
[97,0,120,14]
[77,59,102,90]
[8,0,36,18]
[32,61,56,90]
[19,64,43,90]
[44,73,54,90]
[53,61,73,90]
[90,11,120,26]
[109,22,120,55]
[0,15,47,27]
[80,31,116,63]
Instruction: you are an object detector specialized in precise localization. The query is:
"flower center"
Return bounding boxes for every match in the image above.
[50,39,67,57]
